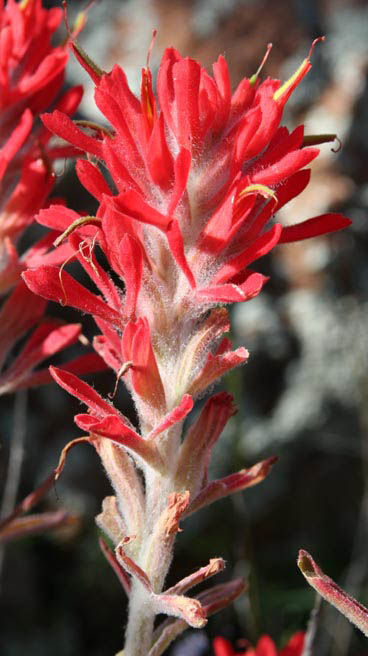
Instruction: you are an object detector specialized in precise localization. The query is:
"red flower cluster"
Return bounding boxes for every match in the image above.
[0,0,104,394]
[23,39,351,428]
[213,632,305,656]
[0,0,85,291]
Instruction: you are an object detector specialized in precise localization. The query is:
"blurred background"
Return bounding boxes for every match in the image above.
[1,0,368,654]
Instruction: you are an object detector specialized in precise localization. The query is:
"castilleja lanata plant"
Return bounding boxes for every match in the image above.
[16,20,368,656]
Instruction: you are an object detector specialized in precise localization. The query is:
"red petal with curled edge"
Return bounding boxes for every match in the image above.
[23,266,121,327]
[50,366,120,417]
[212,224,282,285]
[115,539,206,627]
[148,394,194,440]
[279,213,352,243]
[41,111,103,159]
[251,147,319,186]
[195,272,266,304]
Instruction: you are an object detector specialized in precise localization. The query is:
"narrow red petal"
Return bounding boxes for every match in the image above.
[279,213,352,243]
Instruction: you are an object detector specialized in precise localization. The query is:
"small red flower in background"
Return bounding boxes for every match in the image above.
[0,0,83,293]
[0,1,105,391]
[213,632,305,656]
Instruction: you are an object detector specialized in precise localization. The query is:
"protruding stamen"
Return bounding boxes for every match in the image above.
[273,37,325,103]
[108,362,133,400]
[249,43,273,85]
[147,29,157,70]
[302,133,336,147]
[308,36,326,60]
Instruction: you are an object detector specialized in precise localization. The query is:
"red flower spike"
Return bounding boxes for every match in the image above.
[37,39,351,332]
[20,37,353,655]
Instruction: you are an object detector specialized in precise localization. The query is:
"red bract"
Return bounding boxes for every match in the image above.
[213,632,305,656]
